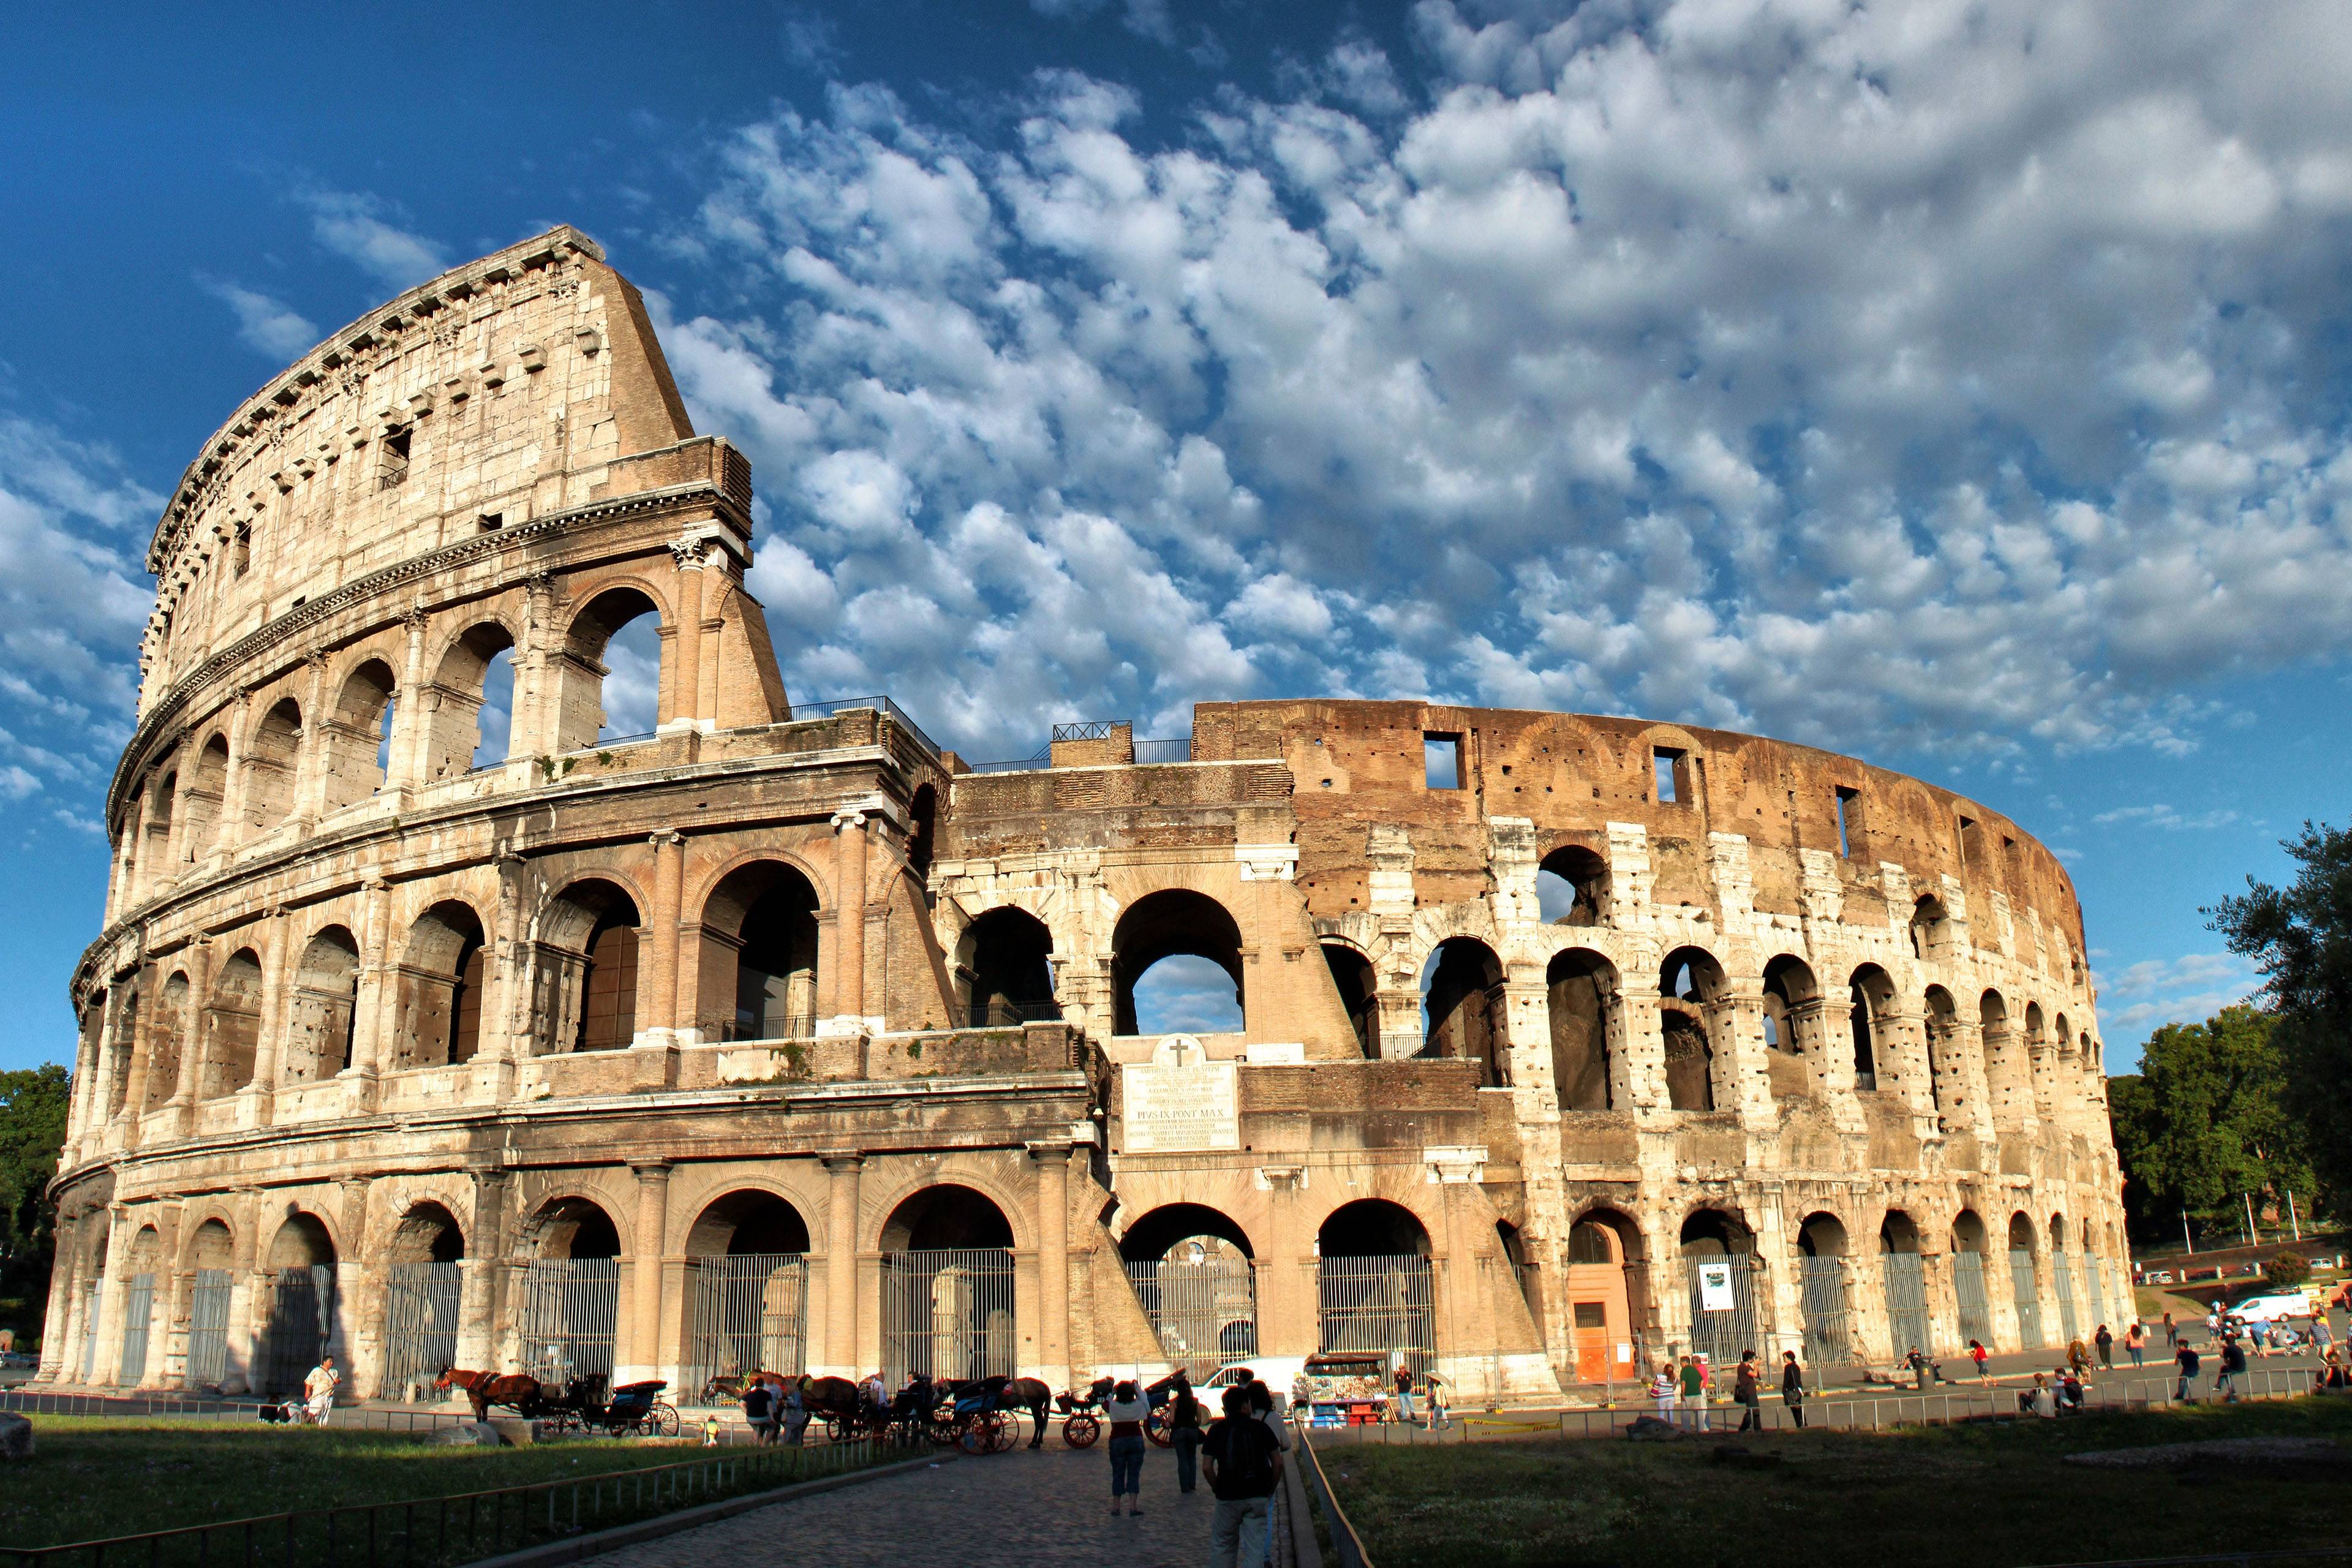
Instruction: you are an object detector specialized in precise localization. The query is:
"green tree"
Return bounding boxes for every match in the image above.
[2211,820,2352,1216]
[0,1063,70,1341]
[2108,1006,2312,1243]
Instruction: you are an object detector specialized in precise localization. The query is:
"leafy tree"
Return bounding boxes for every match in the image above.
[2108,1006,2312,1243]
[0,1063,70,1341]
[2211,821,2352,1216]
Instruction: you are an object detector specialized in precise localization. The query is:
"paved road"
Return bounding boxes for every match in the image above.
[598,1443,1259,1568]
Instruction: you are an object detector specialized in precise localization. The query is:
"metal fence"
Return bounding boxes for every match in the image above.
[1686,1254,1762,1370]
[1882,1252,1931,1360]
[383,1262,462,1397]
[2010,1248,2045,1349]
[260,1265,337,1397]
[2056,1250,2082,1345]
[684,1253,809,1396]
[519,1258,621,1384]
[1954,1250,1994,1348]
[1317,1254,1436,1382]
[118,1273,155,1385]
[187,1268,233,1387]
[882,1248,1016,1385]
[1127,1255,1257,1381]
[1796,1256,1850,1366]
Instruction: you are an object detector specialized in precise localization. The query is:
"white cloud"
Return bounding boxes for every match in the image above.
[299,189,449,292]
[197,277,319,359]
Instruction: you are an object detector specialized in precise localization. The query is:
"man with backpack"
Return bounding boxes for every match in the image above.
[1202,1383,1283,1568]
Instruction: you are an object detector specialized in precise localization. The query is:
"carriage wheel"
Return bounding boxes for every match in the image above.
[652,1402,681,1439]
[1144,1409,1174,1448]
[1062,1412,1101,1449]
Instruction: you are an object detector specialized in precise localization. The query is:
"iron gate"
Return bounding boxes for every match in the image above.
[1683,1253,1761,1370]
[383,1261,462,1396]
[186,1268,233,1387]
[2008,1248,2043,1349]
[1882,1253,1932,1359]
[882,1248,1015,1385]
[684,1254,809,1396]
[1126,1254,1258,1381]
[260,1264,337,1396]
[1953,1251,1993,1348]
[1317,1254,1434,1381]
[118,1272,155,1385]
[519,1259,620,1384]
[1796,1255,1852,1366]
[77,1280,99,1382]
[2054,1250,2081,1344]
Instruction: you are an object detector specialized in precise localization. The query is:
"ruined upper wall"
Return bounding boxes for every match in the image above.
[138,226,693,710]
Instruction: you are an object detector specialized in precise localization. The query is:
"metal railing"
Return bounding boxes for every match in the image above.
[1,1437,879,1568]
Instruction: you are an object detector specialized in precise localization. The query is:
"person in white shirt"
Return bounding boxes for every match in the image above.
[303,1355,341,1425]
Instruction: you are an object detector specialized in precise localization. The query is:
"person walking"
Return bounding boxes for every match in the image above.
[2174,1338,2202,1403]
[1969,1339,1991,1383]
[1104,1378,1151,1516]
[1167,1378,1206,1494]
[1733,1351,1763,1433]
[2095,1324,2114,1369]
[1650,1362,1677,1422]
[303,1354,340,1425]
[2124,1321,2147,1368]
[1203,1384,1283,1568]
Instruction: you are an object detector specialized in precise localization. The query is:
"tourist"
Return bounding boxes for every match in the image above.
[1733,1351,1762,1433]
[1650,1362,1677,1423]
[1392,1363,1416,1425]
[1969,1338,1990,1382]
[1678,1356,1706,1431]
[2174,1338,2202,1403]
[1203,1384,1283,1568]
[1104,1378,1151,1516]
[2217,1335,2247,1402]
[741,1376,776,1444]
[1167,1378,1205,1494]
[303,1353,340,1425]
[2124,1321,2147,1367]
[1781,1350,1806,1429]
[2095,1324,2114,1368]
[781,1377,810,1446]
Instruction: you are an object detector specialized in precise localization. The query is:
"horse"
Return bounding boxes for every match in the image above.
[435,1366,544,1420]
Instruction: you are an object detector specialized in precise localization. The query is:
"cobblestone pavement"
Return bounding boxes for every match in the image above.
[597,1442,1245,1568]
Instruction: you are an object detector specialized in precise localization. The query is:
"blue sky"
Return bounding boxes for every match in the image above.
[6,0,2351,1072]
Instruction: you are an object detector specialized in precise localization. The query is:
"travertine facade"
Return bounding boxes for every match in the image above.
[42,230,2128,1403]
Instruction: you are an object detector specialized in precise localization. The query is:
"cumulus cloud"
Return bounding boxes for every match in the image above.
[197,276,320,359]
[299,189,449,292]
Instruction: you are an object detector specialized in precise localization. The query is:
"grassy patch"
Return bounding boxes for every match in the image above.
[0,1419,853,1555]
[1324,1397,2352,1568]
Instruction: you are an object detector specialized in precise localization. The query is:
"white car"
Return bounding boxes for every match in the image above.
[2229,1293,2312,1324]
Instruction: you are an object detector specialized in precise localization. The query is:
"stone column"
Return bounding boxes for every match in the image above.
[1029,1142,1072,1389]
[826,810,870,1033]
[626,1164,671,1384]
[639,831,684,1044]
[663,538,706,731]
[820,1153,862,1376]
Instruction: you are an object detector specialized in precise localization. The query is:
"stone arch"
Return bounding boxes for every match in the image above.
[1321,940,1376,1058]
[1536,844,1609,927]
[1848,963,1895,1091]
[183,733,230,861]
[1658,946,1727,1111]
[1547,946,1617,1111]
[320,656,399,810]
[1761,953,1825,1098]
[392,900,488,1069]
[241,696,303,831]
[554,584,668,751]
[1111,888,1244,1036]
[144,970,190,1112]
[532,878,643,1054]
[698,859,821,1042]
[284,925,361,1084]
[420,619,519,780]
[199,948,264,1099]
[956,905,1057,1029]
[1421,936,1507,1087]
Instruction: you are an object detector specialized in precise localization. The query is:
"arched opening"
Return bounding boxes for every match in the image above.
[1980,990,2028,1129]
[1679,1209,1758,1371]
[684,1191,813,1388]
[1317,1200,1435,1379]
[532,880,641,1054]
[2007,1212,2044,1349]
[957,907,1058,1029]
[1923,985,1961,1119]
[383,1203,465,1397]
[1322,943,1377,1058]
[556,587,663,751]
[1848,964,1894,1091]
[118,1226,162,1385]
[1421,937,1507,1087]
[1112,889,1244,1036]
[1909,894,1953,963]
[907,784,937,883]
[199,949,263,1099]
[184,1220,235,1389]
[243,699,302,831]
[1547,948,1616,1111]
[284,927,361,1084]
[421,622,518,780]
[1795,1213,1854,1366]
[322,658,398,810]
[260,1213,338,1397]
[1119,1204,1258,1381]
[699,862,820,1042]
[1562,1208,1645,1384]
[183,736,229,861]
[1659,948,1725,1111]
[143,972,189,1113]
[393,902,488,1070]
[879,1186,1016,1384]
[2049,1210,2082,1344]
[519,1196,621,1385]
[1762,954,1823,1099]
[1951,1209,1994,1348]
[1536,845,1608,926]
[1879,1211,1931,1358]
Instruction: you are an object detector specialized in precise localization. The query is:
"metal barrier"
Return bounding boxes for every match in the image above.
[0,1436,878,1568]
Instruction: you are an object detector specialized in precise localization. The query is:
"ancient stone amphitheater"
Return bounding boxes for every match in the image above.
[39,228,2126,1404]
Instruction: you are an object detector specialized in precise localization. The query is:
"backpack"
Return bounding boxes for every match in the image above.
[1217,1417,1278,1495]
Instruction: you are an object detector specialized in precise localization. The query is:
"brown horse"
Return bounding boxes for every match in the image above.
[435,1367,544,1420]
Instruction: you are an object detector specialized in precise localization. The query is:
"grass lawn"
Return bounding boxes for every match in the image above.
[1322,1396,2352,1568]
[0,1419,845,1555]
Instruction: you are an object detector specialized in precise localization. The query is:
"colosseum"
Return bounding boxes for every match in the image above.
[39,227,2127,1406]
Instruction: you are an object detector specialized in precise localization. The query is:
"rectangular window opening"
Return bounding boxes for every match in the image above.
[1835,786,1860,858]
[1653,747,1686,804]
[1423,733,1462,790]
